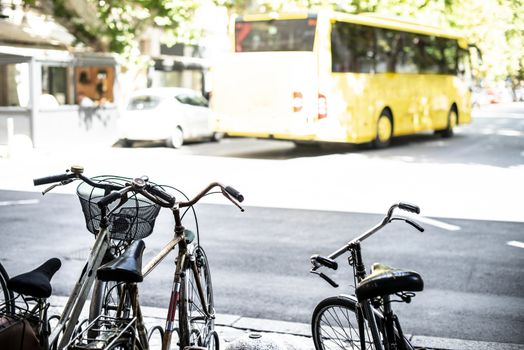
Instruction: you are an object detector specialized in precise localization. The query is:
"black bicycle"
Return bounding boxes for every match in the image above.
[310,203,425,350]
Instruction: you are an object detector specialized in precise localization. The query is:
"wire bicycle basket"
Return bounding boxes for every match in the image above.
[77,176,161,241]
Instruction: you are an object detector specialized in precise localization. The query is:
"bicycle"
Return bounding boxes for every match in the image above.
[66,177,245,350]
[309,202,425,350]
[0,166,161,350]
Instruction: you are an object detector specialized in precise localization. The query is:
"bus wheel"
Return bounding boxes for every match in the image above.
[440,108,457,138]
[373,111,393,148]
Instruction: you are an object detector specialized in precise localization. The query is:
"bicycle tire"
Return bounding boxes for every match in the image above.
[179,246,215,349]
[312,296,413,350]
[0,262,14,314]
[312,296,377,350]
[88,280,131,339]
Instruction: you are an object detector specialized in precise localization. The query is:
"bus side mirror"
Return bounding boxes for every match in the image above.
[468,44,483,66]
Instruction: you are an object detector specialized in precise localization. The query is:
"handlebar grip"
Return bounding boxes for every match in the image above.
[147,185,175,206]
[97,191,122,208]
[34,173,73,186]
[225,186,244,202]
[311,255,338,270]
[398,202,420,214]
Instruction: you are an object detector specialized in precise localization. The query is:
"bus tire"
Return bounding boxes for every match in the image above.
[373,110,393,149]
[440,108,457,138]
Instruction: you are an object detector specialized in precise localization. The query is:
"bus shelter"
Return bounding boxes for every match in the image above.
[0,45,119,149]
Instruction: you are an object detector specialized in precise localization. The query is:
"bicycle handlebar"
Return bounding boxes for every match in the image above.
[95,179,244,212]
[34,166,245,211]
[142,182,244,211]
[33,173,76,186]
[311,202,423,273]
[225,186,244,202]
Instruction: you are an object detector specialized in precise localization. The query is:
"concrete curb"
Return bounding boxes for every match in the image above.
[49,296,524,350]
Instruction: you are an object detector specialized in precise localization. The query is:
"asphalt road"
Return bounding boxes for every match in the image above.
[0,103,523,344]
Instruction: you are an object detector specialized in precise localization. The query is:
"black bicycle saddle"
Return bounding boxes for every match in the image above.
[8,258,62,298]
[355,263,424,302]
[97,240,145,283]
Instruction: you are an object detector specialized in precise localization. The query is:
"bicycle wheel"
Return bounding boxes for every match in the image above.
[0,262,14,314]
[312,296,378,350]
[312,296,414,350]
[89,280,131,338]
[179,246,215,349]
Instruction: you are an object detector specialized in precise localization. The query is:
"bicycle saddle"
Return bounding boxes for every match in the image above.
[355,263,423,302]
[8,258,62,298]
[97,240,145,283]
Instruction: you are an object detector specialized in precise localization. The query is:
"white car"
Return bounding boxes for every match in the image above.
[118,87,221,148]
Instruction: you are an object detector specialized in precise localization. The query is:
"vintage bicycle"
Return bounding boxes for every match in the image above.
[310,202,425,350]
[66,177,244,350]
[0,166,162,349]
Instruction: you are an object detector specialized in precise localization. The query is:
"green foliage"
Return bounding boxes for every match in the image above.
[25,0,200,61]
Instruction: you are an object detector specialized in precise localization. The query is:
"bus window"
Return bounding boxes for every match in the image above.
[235,18,316,52]
[332,22,460,76]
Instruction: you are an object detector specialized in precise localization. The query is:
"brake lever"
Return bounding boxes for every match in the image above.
[310,270,339,288]
[42,179,74,195]
[389,217,424,232]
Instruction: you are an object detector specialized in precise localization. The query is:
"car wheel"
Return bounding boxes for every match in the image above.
[211,132,224,142]
[167,127,184,148]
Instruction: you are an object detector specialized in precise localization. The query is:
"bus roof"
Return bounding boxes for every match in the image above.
[236,10,468,48]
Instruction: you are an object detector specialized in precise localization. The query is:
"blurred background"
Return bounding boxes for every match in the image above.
[0,0,522,150]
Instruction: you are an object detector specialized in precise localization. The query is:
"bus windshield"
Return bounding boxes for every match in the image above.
[235,18,317,52]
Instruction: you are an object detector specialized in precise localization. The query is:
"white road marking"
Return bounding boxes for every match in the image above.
[415,216,461,231]
[507,241,524,249]
[0,199,40,206]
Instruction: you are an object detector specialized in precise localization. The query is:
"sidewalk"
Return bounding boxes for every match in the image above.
[49,296,524,350]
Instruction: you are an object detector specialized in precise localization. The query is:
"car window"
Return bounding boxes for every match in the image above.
[175,92,208,107]
[127,95,163,110]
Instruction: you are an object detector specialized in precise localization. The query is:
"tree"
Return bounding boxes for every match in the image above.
[23,0,201,60]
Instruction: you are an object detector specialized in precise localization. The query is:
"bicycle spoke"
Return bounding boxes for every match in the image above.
[320,308,355,349]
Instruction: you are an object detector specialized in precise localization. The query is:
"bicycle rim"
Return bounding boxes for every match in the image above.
[88,280,131,338]
[312,296,377,350]
[0,262,14,314]
[179,246,215,348]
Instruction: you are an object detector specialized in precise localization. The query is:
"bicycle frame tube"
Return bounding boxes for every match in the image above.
[161,248,186,350]
[142,236,184,278]
[361,300,384,350]
[130,284,149,350]
[51,226,110,349]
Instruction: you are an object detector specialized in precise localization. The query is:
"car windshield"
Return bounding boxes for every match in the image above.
[127,95,163,110]
[175,93,208,107]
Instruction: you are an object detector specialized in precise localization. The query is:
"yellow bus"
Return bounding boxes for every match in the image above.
[211,11,473,147]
